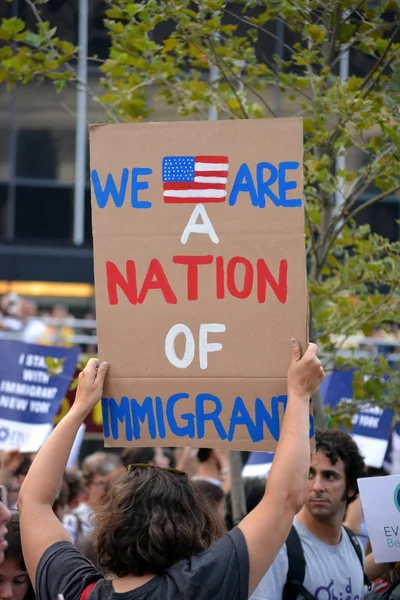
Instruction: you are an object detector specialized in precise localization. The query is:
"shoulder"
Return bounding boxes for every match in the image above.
[36,541,102,600]
[167,528,249,600]
[342,525,365,563]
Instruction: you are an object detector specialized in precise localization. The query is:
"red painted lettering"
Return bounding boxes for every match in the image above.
[216,256,225,299]
[227,257,254,299]
[173,255,213,300]
[257,259,288,303]
[137,259,177,304]
[106,260,137,305]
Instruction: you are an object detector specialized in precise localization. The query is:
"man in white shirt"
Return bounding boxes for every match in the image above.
[251,429,367,600]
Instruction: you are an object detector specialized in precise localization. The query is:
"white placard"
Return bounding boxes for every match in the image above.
[358,474,400,563]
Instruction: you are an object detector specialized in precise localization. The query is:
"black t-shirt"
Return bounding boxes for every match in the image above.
[36,527,249,600]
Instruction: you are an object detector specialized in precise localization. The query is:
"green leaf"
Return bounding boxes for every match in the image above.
[25,31,44,47]
[69,378,79,391]
[53,79,66,93]
[162,38,178,53]
[306,24,326,43]
[2,17,25,34]
[45,357,66,376]
[105,7,125,19]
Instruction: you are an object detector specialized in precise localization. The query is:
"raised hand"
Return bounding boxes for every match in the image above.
[287,339,324,399]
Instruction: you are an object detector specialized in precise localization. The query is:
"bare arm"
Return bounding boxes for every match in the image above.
[364,552,387,580]
[238,340,324,597]
[18,359,109,588]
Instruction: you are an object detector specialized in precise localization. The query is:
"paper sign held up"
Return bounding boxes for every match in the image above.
[358,474,400,563]
[89,118,309,451]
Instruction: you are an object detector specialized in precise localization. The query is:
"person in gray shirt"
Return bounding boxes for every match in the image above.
[251,430,367,600]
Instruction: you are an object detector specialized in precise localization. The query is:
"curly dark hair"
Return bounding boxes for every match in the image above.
[93,465,225,577]
[315,429,366,505]
[4,512,35,600]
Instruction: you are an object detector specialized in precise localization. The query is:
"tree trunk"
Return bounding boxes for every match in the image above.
[229,451,247,525]
[309,317,328,430]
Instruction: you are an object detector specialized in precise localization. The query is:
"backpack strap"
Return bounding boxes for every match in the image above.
[343,525,372,590]
[283,526,315,600]
[80,582,96,600]
[382,576,400,599]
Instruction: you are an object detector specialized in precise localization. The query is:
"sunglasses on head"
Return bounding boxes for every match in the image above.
[0,485,8,507]
[126,463,187,478]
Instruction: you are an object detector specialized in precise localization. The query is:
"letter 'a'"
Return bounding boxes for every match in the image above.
[181,204,219,245]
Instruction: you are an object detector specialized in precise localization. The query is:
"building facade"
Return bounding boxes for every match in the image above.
[0,0,398,311]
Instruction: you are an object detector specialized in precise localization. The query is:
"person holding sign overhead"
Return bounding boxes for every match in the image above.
[18,339,324,600]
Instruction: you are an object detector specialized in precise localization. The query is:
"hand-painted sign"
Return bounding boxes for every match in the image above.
[89,118,308,450]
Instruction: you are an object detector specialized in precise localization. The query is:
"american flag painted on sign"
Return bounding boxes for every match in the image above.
[162,156,229,203]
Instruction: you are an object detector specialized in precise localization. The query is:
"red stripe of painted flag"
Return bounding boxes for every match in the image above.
[164,196,226,204]
[193,170,228,178]
[162,182,226,191]
[195,156,229,163]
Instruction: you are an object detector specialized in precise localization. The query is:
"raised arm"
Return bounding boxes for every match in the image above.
[18,359,109,587]
[238,340,324,597]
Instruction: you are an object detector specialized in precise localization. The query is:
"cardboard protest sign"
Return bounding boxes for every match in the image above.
[90,118,308,451]
[0,340,79,452]
[358,474,400,563]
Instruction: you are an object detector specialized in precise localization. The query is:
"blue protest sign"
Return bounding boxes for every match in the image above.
[242,450,274,478]
[321,370,394,468]
[0,340,79,452]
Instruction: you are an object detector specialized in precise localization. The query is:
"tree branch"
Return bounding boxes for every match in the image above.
[342,183,400,227]
[319,292,396,350]
[304,205,320,261]
[24,0,120,123]
[317,183,400,273]
[359,24,400,96]
[206,38,250,118]
[222,7,295,56]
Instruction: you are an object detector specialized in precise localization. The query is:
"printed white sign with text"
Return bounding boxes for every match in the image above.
[358,474,400,563]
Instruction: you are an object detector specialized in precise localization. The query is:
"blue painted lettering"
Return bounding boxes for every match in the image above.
[102,397,110,438]
[131,168,152,208]
[166,393,195,438]
[155,396,166,439]
[254,395,287,441]
[229,163,259,207]
[101,392,314,443]
[229,162,302,208]
[195,393,227,440]
[109,396,133,441]
[278,161,302,207]
[92,168,129,208]
[131,397,157,439]
[228,396,258,441]
[256,162,279,207]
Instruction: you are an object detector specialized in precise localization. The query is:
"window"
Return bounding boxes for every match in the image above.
[15,185,73,241]
[354,200,400,242]
[14,81,76,183]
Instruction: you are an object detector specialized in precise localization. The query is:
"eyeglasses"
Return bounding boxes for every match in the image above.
[126,464,187,478]
[0,486,8,507]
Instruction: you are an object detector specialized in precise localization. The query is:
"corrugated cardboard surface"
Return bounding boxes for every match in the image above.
[90,118,309,450]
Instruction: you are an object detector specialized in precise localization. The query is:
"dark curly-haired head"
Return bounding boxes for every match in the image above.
[315,429,366,504]
[93,465,225,577]
[4,512,35,600]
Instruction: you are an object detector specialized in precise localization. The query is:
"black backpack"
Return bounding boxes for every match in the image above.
[282,525,372,600]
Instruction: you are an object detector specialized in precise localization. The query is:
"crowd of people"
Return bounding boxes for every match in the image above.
[0,293,96,351]
[0,342,397,599]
